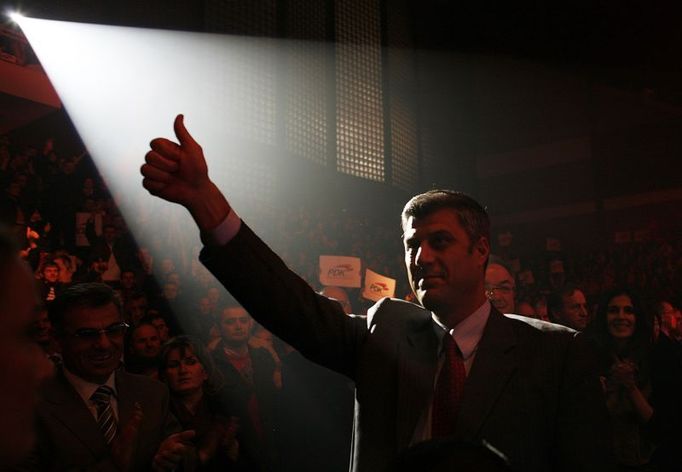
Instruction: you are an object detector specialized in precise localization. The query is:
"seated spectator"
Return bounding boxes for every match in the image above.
[85,221,135,284]
[548,284,589,331]
[30,305,60,365]
[484,256,516,313]
[159,336,240,470]
[125,291,149,325]
[190,296,220,344]
[16,282,194,470]
[53,252,76,285]
[586,288,657,469]
[118,269,138,301]
[649,301,682,471]
[657,300,681,343]
[210,305,281,470]
[125,320,162,380]
[147,310,172,343]
[533,296,550,322]
[36,258,63,303]
[515,299,537,319]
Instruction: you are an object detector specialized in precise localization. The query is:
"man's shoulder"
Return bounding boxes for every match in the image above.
[365,297,432,330]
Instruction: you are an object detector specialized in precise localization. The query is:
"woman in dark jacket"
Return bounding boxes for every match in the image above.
[159,336,239,470]
[586,288,657,470]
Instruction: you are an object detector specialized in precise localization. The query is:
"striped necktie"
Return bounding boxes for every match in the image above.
[91,385,117,444]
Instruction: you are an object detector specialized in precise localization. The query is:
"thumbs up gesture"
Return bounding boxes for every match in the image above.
[142,115,230,232]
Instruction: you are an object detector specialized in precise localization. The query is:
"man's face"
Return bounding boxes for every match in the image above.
[163,282,178,300]
[207,287,220,304]
[130,324,161,359]
[58,302,124,383]
[660,301,679,335]
[43,265,59,284]
[557,289,589,330]
[127,297,147,324]
[160,258,175,275]
[31,308,52,345]
[403,208,488,316]
[151,317,170,343]
[0,260,53,464]
[120,271,136,290]
[219,307,252,346]
[198,297,211,315]
[54,258,71,279]
[484,263,515,313]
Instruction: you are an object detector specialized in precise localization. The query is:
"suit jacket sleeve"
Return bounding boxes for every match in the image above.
[200,222,368,380]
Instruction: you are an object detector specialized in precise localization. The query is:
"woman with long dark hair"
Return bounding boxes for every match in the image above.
[587,288,656,470]
[159,335,239,470]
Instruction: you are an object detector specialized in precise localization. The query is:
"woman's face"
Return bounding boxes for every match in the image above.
[606,294,636,340]
[164,347,207,395]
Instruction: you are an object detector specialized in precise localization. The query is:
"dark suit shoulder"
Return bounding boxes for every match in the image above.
[367,297,432,330]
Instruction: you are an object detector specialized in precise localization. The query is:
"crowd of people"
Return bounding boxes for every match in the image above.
[0,119,681,471]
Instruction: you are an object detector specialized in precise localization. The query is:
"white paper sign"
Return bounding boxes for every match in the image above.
[362,268,396,301]
[319,255,362,288]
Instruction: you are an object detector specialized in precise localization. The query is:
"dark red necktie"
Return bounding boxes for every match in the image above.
[431,333,466,438]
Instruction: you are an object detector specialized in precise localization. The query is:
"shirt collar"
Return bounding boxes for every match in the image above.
[432,300,491,361]
[63,366,117,403]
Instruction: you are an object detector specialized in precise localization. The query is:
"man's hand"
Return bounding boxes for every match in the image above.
[152,429,196,471]
[142,114,208,207]
[111,403,143,471]
[141,114,231,232]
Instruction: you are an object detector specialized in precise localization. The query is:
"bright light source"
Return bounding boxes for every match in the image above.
[8,11,24,24]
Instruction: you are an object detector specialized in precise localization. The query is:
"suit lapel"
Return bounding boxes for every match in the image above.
[395,316,438,450]
[456,309,517,439]
[43,371,108,455]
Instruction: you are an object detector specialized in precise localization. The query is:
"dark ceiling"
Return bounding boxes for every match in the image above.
[5,0,680,105]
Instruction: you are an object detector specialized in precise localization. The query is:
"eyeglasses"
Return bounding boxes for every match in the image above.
[67,322,129,340]
[485,285,515,298]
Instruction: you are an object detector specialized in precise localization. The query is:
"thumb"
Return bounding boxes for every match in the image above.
[173,114,199,150]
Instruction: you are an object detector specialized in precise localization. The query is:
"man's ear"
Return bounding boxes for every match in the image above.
[475,236,490,267]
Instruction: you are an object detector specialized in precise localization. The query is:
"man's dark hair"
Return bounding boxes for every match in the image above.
[49,283,122,335]
[401,190,490,247]
[486,255,514,278]
[547,283,582,320]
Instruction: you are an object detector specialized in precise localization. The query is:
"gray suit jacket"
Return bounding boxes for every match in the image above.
[14,369,181,471]
[200,223,613,472]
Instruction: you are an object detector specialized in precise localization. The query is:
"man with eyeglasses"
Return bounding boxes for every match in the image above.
[14,283,195,471]
[484,257,516,314]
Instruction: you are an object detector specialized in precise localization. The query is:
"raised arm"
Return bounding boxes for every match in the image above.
[141,114,231,233]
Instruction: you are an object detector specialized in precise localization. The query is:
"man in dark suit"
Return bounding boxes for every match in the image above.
[141,115,614,471]
[14,283,195,471]
[210,305,281,470]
